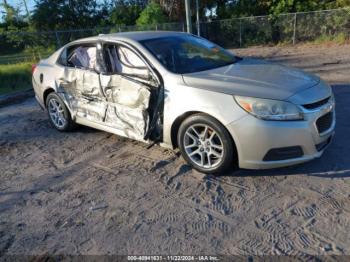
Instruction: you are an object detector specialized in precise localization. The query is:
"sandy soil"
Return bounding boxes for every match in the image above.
[1,44,350,256]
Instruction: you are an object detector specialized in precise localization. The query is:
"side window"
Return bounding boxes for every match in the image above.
[65,45,97,71]
[118,46,147,68]
[57,48,67,66]
[104,44,150,80]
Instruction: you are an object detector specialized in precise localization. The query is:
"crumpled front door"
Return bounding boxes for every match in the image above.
[99,74,151,140]
[56,67,152,141]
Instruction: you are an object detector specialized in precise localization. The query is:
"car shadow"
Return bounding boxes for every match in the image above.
[219,84,350,179]
[76,125,102,134]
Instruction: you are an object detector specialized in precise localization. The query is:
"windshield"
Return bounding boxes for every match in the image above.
[140,35,237,74]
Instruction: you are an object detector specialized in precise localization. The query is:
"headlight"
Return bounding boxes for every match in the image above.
[234,96,303,121]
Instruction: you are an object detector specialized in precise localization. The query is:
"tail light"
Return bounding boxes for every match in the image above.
[31,64,37,74]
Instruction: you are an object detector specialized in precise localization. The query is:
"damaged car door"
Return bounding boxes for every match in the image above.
[56,43,106,123]
[97,43,160,141]
[57,41,160,142]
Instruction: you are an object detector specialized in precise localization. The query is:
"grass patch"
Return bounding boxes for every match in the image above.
[0,62,32,95]
[313,33,348,45]
[0,47,54,65]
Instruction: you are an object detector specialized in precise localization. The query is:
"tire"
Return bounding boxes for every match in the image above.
[46,92,76,131]
[177,114,236,174]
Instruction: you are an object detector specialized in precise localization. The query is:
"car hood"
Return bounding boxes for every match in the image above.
[182,58,320,101]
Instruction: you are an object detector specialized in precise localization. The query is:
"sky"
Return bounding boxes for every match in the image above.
[7,0,35,11]
[6,0,35,10]
[5,0,36,13]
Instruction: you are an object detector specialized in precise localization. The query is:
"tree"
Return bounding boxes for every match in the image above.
[336,0,350,7]
[109,0,146,26]
[31,0,109,30]
[136,2,167,25]
[154,0,186,22]
[208,0,350,19]
[266,0,350,16]
[0,0,30,54]
[1,0,23,24]
[153,0,217,22]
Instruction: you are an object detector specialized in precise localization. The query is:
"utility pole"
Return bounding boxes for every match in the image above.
[185,0,192,33]
[293,13,297,45]
[22,0,30,21]
[195,0,200,36]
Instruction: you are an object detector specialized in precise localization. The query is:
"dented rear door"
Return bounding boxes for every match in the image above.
[57,67,106,123]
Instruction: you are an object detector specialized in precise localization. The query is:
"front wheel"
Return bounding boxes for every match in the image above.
[46,92,76,131]
[177,114,236,174]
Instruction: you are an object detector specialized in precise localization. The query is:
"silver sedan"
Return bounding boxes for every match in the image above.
[32,31,335,174]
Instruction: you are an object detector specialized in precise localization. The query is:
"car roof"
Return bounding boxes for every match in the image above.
[70,31,189,44]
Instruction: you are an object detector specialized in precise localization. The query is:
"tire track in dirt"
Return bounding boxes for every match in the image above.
[251,201,302,255]
[290,204,318,219]
[85,140,290,254]
[5,134,347,255]
[88,143,269,254]
[88,145,249,242]
[0,135,129,216]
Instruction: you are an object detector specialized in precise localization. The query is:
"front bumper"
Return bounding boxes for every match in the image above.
[226,104,335,169]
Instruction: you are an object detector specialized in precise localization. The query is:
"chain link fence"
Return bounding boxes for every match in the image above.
[0,22,185,65]
[1,8,349,65]
[197,8,350,48]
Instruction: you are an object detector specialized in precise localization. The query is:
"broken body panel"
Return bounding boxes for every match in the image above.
[41,40,163,143]
[57,68,152,140]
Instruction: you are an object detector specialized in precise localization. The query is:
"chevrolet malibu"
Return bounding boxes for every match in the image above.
[32,31,335,174]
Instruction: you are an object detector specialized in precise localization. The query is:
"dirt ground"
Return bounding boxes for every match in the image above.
[1,43,350,256]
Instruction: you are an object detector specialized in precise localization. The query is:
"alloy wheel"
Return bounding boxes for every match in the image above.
[48,98,67,129]
[183,124,224,169]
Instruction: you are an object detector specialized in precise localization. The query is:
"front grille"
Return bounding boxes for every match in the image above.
[316,112,333,134]
[303,97,330,110]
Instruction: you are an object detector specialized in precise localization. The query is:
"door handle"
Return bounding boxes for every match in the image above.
[81,95,95,101]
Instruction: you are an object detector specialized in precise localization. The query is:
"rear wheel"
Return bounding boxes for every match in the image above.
[46,93,76,131]
[177,114,236,174]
